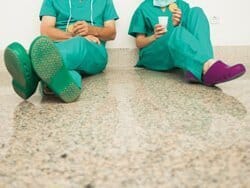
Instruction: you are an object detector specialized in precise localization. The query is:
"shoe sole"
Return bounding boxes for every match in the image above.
[30,36,81,103]
[4,43,39,99]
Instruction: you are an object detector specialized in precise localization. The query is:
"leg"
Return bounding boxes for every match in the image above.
[168,7,214,81]
[30,36,82,103]
[184,7,214,57]
[54,36,108,75]
[182,8,246,85]
[137,34,174,71]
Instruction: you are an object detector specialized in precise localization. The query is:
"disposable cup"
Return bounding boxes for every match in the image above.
[158,16,168,31]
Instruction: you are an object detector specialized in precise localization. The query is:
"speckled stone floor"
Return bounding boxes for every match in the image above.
[0,49,250,187]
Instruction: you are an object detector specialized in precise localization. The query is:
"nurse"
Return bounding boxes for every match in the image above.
[128,0,246,86]
[4,0,119,102]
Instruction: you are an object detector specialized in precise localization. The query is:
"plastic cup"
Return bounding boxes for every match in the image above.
[158,16,168,32]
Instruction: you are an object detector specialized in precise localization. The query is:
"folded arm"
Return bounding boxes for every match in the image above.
[72,20,116,41]
[40,16,117,42]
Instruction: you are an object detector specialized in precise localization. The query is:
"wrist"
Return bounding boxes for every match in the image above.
[150,34,157,41]
[88,25,99,37]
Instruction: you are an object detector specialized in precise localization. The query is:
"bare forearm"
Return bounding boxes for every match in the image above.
[88,25,116,41]
[136,35,156,49]
[41,27,72,41]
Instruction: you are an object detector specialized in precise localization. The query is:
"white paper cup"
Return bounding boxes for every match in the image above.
[158,16,168,32]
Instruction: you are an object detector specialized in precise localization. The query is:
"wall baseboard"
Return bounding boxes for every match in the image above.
[1,46,250,72]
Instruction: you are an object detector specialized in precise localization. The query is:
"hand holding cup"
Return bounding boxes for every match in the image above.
[154,16,168,38]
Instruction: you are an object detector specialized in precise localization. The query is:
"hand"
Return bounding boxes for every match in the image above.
[172,8,182,26]
[84,35,101,45]
[73,21,89,36]
[154,24,166,39]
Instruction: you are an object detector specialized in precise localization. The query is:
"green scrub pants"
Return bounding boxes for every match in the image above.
[54,36,108,80]
[138,7,214,81]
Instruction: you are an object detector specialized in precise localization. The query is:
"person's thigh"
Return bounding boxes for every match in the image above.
[55,36,108,75]
[138,33,174,71]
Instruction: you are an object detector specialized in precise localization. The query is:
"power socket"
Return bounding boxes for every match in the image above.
[210,16,220,24]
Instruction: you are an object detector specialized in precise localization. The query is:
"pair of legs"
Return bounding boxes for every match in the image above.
[137,7,246,85]
[4,36,107,102]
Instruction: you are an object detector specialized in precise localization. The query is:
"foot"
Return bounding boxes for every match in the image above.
[184,71,200,83]
[203,59,217,75]
[4,42,39,99]
[203,60,246,86]
[30,36,82,103]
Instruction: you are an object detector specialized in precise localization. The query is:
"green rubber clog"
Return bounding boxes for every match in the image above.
[30,36,82,103]
[4,42,39,99]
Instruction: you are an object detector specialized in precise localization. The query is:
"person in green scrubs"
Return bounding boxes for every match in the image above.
[128,0,246,86]
[4,0,119,102]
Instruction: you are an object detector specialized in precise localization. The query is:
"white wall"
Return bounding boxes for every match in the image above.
[0,0,42,50]
[0,0,250,50]
[185,0,250,46]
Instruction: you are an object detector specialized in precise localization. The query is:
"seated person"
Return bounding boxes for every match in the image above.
[128,0,246,86]
[4,0,119,102]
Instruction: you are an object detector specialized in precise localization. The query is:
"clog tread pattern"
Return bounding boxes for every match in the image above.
[30,36,81,103]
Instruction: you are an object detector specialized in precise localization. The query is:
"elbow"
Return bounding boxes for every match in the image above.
[109,30,116,41]
[110,34,116,40]
[135,42,143,49]
[136,42,140,49]
[106,27,117,40]
[40,24,52,37]
[136,45,143,49]
[40,26,48,36]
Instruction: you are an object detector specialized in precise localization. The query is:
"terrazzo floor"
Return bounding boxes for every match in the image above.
[0,50,249,187]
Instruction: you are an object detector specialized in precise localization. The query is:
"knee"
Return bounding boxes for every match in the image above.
[85,49,108,75]
[190,7,205,15]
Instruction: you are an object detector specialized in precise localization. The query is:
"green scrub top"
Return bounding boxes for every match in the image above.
[40,0,119,30]
[128,0,190,37]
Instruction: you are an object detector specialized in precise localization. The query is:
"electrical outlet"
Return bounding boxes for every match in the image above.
[210,16,220,24]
